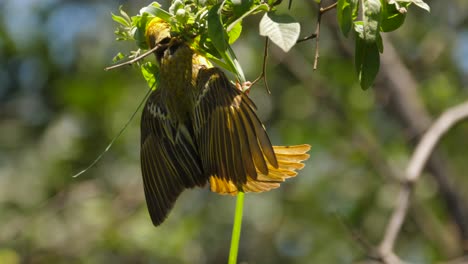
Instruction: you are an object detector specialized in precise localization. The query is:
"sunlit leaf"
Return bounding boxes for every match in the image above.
[112,13,130,27]
[119,5,131,22]
[112,52,125,63]
[140,2,173,22]
[259,12,300,52]
[228,22,242,44]
[411,0,430,12]
[141,62,159,90]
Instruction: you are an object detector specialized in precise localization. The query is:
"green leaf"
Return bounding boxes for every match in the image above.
[259,12,300,52]
[352,0,359,20]
[411,0,430,12]
[355,32,380,90]
[112,52,125,63]
[376,31,383,53]
[141,62,159,90]
[207,3,245,82]
[133,14,151,49]
[232,0,253,17]
[228,22,242,44]
[227,45,246,82]
[169,0,184,15]
[380,0,407,32]
[227,3,268,32]
[112,13,130,27]
[362,0,382,42]
[140,2,173,22]
[120,6,131,19]
[337,0,357,37]
[208,3,229,55]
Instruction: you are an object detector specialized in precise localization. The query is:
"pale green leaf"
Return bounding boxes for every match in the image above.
[259,12,300,52]
[228,22,242,44]
[362,0,381,43]
[112,13,130,27]
[141,62,159,90]
[140,2,172,22]
[411,0,430,12]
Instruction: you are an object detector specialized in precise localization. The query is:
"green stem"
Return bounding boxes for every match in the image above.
[228,191,245,264]
[226,4,268,32]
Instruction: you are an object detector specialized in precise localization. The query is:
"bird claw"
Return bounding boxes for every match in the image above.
[235,81,252,94]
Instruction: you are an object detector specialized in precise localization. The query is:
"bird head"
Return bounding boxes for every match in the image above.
[145,18,173,63]
[146,18,171,49]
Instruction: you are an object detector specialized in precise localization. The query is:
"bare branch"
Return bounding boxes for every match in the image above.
[321,2,338,13]
[379,100,468,262]
[251,37,271,94]
[105,45,159,71]
[326,27,468,257]
[296,1,337,69]
[406,101,468,182]
[296,33,317,43]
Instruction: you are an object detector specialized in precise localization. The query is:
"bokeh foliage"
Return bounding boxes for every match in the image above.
[0,0,467,263]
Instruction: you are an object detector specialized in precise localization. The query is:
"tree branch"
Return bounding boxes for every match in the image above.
[378,36,468,253]
[325,22,468,256]
[297,1,337,69]
[378,100,468,263]
[251,37,271,94]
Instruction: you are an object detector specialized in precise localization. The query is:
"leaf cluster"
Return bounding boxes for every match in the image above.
[337,0,430,89]
[111,0,430,91]
[111,0,300,86]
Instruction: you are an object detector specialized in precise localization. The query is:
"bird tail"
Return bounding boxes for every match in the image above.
[209,144,310,195]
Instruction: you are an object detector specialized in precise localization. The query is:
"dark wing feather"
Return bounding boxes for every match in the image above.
[193,67,278,190]
[141,90,206,226]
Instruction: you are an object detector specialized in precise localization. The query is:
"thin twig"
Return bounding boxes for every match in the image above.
[105,45,159,71]
[251,37,271,94]
[313,2,337,69]
[296,1,337,46]
[378,100,468,263]
[313,7,321,71]
[297,1,337,69]
[321,2,338,13]
[296,33,317,43]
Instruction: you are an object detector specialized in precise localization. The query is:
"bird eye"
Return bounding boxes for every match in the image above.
[158,37,171,45]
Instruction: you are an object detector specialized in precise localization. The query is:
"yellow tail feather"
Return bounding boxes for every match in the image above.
[210,144,310,195]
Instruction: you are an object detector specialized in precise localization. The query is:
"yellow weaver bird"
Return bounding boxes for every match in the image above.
[141,18,310,226]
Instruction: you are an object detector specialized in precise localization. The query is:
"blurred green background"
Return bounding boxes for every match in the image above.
[1,0,468,263]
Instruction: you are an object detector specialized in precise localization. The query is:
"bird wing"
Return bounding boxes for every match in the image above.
[193,67,278,191]
[141,89,206,226]
[209,144,311,195]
